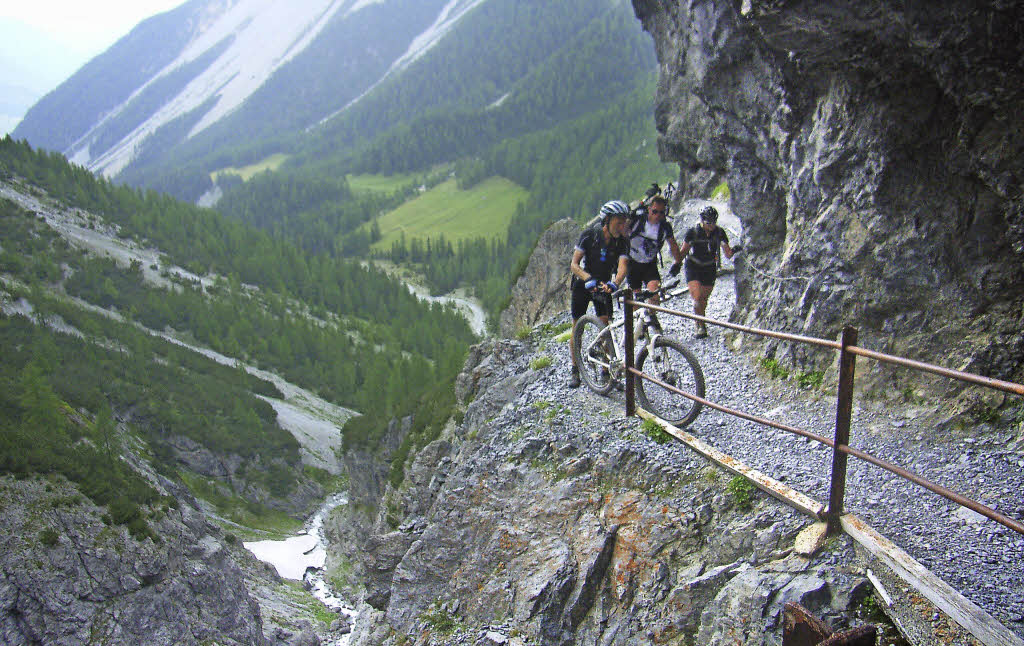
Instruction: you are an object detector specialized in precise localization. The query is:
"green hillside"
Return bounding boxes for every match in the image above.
[0,137,477,527]
[346,172,425,194]
[368,177,527,251]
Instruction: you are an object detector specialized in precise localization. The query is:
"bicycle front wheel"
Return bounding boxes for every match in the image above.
[572,314,615,395]
[635,337,705,427]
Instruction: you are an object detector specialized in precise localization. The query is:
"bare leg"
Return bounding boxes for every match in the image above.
[689,280,713,337]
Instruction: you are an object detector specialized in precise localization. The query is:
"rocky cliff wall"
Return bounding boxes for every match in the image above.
[499,219,580,339]
[631,0,1024,397]
[333,334,904,645]
[0,475,266,646]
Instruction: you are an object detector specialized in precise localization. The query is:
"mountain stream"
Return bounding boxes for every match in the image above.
[244,494,357,643]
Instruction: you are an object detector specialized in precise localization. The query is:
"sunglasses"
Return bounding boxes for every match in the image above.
[650,209,665,215]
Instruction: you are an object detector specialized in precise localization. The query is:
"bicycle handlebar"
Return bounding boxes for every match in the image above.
[611,276,684,302]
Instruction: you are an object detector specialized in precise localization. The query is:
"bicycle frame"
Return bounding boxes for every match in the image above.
[580,279,685,384]
[572,276,706,426]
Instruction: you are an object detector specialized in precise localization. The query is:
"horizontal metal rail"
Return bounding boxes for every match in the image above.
[834,441,1024,536]
[622,303,1024,538]
[626,366,835,448]
[630,298,1024,396]
[848,345,1024,397]
[626,299,841,350]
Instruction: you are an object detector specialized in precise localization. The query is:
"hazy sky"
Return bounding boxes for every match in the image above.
[1,0,185,134]
[3,0,185,59]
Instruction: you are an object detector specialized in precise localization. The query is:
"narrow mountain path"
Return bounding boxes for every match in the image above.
[537,273,1024,637]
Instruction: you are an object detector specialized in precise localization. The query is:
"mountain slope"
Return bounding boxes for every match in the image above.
[13,0,469,178]
[14,0,657,197]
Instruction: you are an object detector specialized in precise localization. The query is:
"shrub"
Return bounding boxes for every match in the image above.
[710,181,730,201]
[39,528,60,547]
[797,370,824,390]
[641,418,672,444]
[420,602,459,635]
[760,357,789,380]
[529,355,553,370]
[727,476,756,510]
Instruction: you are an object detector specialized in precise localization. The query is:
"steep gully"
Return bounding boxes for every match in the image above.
[1,179,487,638]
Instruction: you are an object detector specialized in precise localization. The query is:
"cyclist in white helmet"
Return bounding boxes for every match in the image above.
[567,200,630,388]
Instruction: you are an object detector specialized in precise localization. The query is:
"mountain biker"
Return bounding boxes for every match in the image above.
[632,183,663,222]
[567,200,630,388]
[678,205,741,338]
[626,194,684,326]
[664,182,676,203]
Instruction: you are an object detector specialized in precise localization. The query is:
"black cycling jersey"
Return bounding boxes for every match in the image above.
[574,225,628,284]
[684,224,729,266]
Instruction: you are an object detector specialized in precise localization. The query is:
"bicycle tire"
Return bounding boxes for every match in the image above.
[635,336,705,427]
[572,314,616,395]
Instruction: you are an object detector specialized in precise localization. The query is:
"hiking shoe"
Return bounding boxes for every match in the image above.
[695,324,708,339]
[568,370,581,388]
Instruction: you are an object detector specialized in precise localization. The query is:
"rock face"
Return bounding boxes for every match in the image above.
[631,0,1024,392]
[337,334,881,645]
[499,219,579,338]
[0,476,265,646]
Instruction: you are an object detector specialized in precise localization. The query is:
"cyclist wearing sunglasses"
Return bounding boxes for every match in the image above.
[626,195,684,323]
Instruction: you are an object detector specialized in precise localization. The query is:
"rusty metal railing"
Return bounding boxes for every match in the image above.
[621,297,1024,538]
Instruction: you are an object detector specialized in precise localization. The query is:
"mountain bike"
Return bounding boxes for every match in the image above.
[571,279,705,427]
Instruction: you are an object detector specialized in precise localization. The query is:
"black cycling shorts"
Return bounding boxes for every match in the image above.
[571,282,613,319]
[627,260,661,289]
[684,260,717,286]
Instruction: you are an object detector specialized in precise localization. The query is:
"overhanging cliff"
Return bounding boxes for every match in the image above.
[632,0,1024,395]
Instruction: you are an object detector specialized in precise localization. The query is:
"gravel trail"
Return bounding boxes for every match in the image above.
[521,273,1024,638]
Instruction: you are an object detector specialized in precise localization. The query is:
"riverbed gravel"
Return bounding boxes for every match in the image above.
[509,273,1024,640]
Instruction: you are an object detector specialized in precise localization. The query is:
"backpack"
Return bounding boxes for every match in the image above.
[628,208,670,265]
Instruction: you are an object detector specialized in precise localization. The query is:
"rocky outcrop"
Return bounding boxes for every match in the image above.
[165,434,323,517]
[0,475,265,646]
[631,0,1024,395]
[322,415,416,609]
[340,335,884,645]
[499,219,579,338]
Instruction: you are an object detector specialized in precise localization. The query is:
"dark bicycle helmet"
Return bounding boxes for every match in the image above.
[599,200,631,225]
[699,205,719,224]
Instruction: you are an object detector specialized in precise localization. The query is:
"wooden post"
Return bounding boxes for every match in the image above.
[827,326,857,535]
[624,297,635,417]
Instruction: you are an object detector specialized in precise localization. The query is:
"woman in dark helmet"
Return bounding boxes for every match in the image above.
[678,205,741,338]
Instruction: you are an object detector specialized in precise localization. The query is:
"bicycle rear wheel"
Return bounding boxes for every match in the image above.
[572,314,615,395]
[635,336,705,427]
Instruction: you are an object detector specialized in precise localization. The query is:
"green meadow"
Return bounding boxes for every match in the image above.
[367,177,527,249]
[210,153,290,182]
[346,172,422,194]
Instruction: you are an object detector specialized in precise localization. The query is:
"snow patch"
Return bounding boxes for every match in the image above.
[342,0,385,18]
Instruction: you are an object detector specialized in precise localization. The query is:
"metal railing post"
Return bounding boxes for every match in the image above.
[827,326,858,534]
[624,296,635,417]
